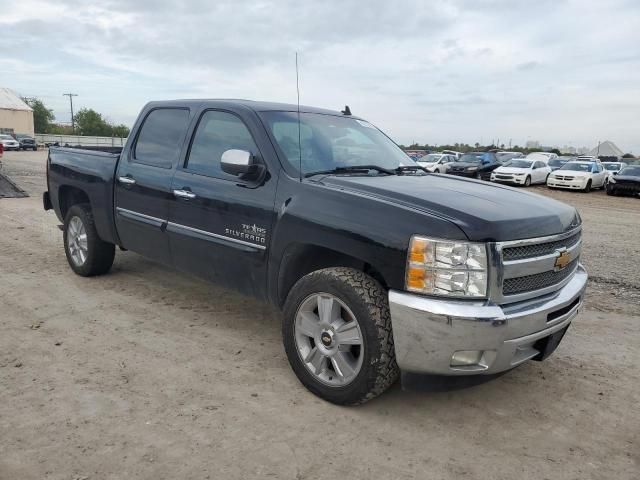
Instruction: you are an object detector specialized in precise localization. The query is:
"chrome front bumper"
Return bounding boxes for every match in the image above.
[389,265,587,375]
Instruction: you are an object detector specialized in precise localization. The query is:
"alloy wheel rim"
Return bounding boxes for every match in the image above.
[294,293,364,387]
[67,217,88,266]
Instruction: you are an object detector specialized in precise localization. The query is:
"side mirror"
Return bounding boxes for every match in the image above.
[221,149,252,176]
[613,171,618,175]
[221,149,265,182]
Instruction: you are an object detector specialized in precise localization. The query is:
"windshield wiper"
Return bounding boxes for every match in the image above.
[394,165,427,174]
[304,165,396,178]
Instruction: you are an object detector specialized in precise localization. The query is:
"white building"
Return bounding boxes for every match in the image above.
[0,88,34,136]
[588,141,624,159]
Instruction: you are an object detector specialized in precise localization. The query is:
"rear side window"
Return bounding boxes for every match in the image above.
[185,110,259,179]
[134,108,190,168]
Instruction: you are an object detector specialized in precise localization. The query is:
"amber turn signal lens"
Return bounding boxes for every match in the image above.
[406,266,426,290]
[409,237,429,263]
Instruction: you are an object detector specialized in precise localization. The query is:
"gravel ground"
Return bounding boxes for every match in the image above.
[0,151,638,480]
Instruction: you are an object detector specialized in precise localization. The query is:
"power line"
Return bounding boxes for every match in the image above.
[63,93,78,133]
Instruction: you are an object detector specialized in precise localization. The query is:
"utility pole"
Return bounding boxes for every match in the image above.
[63,93,78,133]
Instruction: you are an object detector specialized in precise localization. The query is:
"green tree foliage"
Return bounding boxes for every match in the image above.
[622,153,634,159]
[111,124,130,138]
[46,124,75,135]
[22,98,55,133]
[74,108,130,137]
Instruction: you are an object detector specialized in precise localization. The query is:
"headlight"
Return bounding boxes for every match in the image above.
[406,236,488,298]
[514,173,525,176]
[609,177,616,184]
[466,166,478,172]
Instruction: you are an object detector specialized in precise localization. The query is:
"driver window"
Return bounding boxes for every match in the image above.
[186,111,259,179]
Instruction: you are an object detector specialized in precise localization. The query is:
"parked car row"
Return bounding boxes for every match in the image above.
[0,133,38,151]
[416,150,638,196]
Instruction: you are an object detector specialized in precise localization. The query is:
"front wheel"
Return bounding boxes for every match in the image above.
[63,204,115,276]
[583,180,592,193]
[282,267,398,405]
[524,175,531,187]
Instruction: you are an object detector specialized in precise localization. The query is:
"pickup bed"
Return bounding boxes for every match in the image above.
[44,99,587,404]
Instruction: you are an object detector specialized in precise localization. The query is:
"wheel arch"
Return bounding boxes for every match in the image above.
[276,243,389,307]
[58,185,91,219]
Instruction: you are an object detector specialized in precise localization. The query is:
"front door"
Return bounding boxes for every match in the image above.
[167,109,278,299]
[114,107,191,262]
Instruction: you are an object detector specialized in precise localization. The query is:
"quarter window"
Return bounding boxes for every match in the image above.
[134,108,190,168]
[186,111,259,179]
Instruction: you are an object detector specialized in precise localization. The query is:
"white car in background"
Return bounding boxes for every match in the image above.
[496,151,524,163]
[526,151,558,163]
[0,134,20,151]
[602,161,627,186]
[491,158,551,186]
[441,149,462,159]
[547,160,607,192]
[416,153,456,173]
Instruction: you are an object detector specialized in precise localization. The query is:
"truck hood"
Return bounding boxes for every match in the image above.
[320,174,579,241]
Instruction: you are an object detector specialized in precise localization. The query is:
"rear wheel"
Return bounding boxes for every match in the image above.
[282,267,398,405]
[63,204,115,276]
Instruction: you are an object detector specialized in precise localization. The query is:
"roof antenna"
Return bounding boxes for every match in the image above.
[296,52,302,182]
[341,105,352,116]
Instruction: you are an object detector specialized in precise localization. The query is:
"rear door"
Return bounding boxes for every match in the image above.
[167,108,278,299]
[114,107,191,263]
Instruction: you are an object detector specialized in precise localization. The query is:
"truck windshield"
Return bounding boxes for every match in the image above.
[260,112,416,175]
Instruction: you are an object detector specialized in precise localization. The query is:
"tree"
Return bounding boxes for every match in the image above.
[111,123,130,137]
[22,98,55,133]
[47,123,74,135]
[74,108,111,136]
[74,108,130,137]
[622,153,634,159]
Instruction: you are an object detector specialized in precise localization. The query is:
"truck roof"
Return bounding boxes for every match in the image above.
[145,99,351,117]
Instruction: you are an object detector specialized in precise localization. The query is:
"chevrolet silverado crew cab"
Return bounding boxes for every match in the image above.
[44,100,587,405]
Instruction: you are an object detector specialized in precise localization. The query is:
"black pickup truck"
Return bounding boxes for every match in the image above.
[44,100,587,405]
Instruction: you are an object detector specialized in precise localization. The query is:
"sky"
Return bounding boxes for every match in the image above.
[1,0,638,152]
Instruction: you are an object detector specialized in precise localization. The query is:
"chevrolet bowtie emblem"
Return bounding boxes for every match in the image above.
[554,250,571,270]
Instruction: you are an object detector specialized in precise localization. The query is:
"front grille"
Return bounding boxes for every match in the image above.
[503,231,581,261]
[503,259,579,295]
[554,175,575,181]
[496,175,512,179]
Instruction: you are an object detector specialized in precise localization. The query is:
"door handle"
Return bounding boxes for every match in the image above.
[173,189,196,200]
[118,176,136,185]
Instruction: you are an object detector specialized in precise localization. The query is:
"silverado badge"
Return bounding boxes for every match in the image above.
[554,250,571,271]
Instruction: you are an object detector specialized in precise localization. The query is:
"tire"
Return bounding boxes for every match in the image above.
[583,180,592,193]
[524,175,531,187]
[282,267,399,405]
[63,204,115,276]
[606,184,615,196]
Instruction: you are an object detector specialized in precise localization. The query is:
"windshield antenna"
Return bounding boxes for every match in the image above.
[296,52,302,182]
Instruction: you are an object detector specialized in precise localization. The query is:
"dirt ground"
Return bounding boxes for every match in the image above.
[1,151,638,480]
